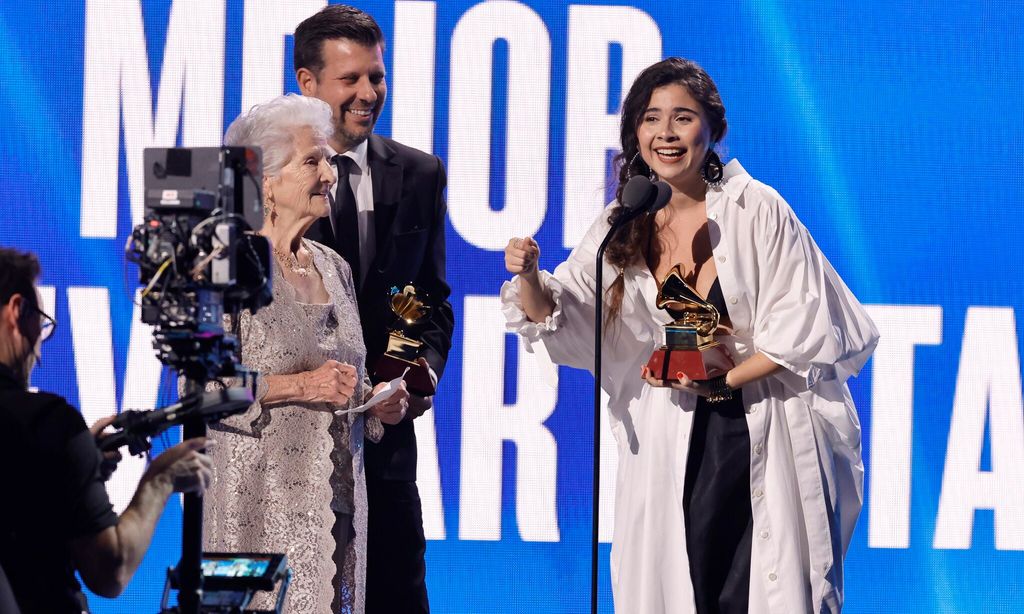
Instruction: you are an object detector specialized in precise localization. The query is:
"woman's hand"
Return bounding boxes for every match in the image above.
[640,345,735,396]
[640,365,721,397]
[302,360,358,407]
[369,380,409,425]
[505,237,540,281]
[505,236,556,323]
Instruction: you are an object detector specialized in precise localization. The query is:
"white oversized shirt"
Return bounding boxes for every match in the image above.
[500,160,879,614]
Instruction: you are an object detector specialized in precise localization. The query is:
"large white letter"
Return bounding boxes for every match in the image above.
[563,5,661,248]
[68,287,164,513]
[392,1,437,154]
[865,305,942,548]
[934,307,1024,550]
[459,296,559,541]
[81,0,226,237]
[241,0,325,112]
[447,1,550,250]
[415,412,446,540]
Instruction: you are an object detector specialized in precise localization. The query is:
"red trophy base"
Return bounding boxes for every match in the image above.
[646,345,733,382]
[375,354,436,398]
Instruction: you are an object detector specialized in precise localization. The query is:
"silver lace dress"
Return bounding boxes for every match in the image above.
[203,240,382,613]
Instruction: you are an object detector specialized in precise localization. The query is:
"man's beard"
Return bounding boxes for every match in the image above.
[335,112,377,150]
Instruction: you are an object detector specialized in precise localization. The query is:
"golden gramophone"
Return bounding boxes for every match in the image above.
[374,284,436,396]
[645,265,734,381]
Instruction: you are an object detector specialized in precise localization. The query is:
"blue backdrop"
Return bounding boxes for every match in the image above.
[2,0,1023,612]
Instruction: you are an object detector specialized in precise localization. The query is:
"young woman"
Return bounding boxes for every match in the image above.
[503,58,878,614]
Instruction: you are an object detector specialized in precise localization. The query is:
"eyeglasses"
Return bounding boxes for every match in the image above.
[26,302,57,343]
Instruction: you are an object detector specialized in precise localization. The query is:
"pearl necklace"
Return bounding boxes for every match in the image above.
[273,242,312,277]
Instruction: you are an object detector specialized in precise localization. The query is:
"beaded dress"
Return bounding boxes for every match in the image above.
[203,240,382,613]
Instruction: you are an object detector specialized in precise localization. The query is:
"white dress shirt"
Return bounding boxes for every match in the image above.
[330,140,375,285]
[501,160,879,614]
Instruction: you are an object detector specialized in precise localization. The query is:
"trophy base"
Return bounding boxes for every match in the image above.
[375,354,436,397]
[646,344,732,382]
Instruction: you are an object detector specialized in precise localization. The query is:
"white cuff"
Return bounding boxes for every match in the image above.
[499,271,564,341]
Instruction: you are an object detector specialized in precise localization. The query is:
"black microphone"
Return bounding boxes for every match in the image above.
[620,175,657,212]
[650,180,671,213]
[615,176,672,226]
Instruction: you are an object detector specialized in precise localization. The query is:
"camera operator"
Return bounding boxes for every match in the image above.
[0,247,213,613]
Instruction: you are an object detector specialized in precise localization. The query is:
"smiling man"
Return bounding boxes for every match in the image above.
[295,6,453,613]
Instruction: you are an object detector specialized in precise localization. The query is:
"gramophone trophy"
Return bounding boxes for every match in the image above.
[645,265,734,381]
[374,284,436,397]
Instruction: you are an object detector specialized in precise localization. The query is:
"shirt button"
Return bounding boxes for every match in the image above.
[717,256,726,263]
[768,572,778,582]
[749,405,759,414]
[709,212,718,220]
[753,488,764,498]
[759,530,770,539]
[729,296,738,305]
[754,443,763,455]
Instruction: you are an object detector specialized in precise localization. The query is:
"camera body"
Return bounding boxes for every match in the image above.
[127,147,272,381]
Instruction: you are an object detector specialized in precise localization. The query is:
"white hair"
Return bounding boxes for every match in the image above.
[224,94,334,177]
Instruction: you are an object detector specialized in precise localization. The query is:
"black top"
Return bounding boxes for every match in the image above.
[0,364,118,613]
[682,278,753,614]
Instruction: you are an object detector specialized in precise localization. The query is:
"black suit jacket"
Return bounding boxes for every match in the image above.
[306,134,454,482]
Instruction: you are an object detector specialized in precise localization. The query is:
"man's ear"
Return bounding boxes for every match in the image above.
[296,67,317,96]
[1,294,23,337]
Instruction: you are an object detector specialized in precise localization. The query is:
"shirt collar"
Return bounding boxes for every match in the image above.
[719,158,752,203]
[328,139,369,174]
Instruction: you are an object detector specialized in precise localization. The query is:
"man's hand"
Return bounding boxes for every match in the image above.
[143,438,214,496]
[407,357,438,420]
[369,380,409,425]
[89,415,122,482]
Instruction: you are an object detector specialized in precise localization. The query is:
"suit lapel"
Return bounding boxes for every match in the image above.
[368,135,402,289]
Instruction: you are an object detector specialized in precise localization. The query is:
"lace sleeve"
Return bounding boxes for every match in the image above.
[359,376,384,442]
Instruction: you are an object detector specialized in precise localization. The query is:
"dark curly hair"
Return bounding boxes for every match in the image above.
[603,58,727,326]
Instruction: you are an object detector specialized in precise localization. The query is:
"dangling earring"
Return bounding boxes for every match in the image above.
[700,149,724,188]
[627,151,656,181]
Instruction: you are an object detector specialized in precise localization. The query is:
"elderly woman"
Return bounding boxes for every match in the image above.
[205,94,409,613]
[504,58,878,613]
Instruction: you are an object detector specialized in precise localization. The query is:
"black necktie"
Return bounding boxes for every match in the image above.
[332,154,360,288]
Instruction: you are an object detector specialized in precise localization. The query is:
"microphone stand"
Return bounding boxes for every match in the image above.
[591,209,646,614]
[587,176,668,614]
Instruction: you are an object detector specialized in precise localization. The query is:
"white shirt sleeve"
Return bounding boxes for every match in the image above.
[749,191,880,390]
[500,211,615,375]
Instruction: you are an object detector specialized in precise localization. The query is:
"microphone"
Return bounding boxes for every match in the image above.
[615,176,672,226]
[620,175,657,212]
[650,180,671,213]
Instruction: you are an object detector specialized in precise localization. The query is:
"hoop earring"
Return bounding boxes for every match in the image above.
[700,149,724,188]
[627,151,657,181]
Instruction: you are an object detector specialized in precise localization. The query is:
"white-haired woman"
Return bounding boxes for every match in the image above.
[204,94,409,613]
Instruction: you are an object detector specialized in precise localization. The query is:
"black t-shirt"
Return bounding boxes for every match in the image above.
[0,364,118,613]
